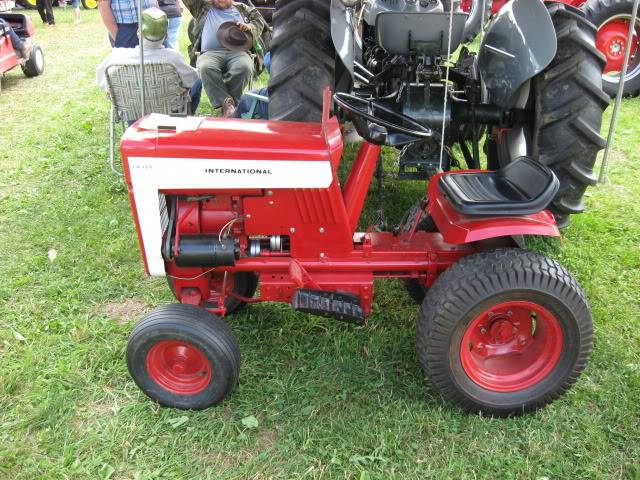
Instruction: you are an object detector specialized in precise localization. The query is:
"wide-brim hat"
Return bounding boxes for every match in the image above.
[217,21,253,52]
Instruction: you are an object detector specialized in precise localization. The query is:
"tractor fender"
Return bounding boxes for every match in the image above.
[478,0,557,109]
[427,173,560,244]
[330,0,361,77]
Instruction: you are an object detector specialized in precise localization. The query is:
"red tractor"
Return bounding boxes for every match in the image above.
[121,87,594,415]
[0,12,44,92]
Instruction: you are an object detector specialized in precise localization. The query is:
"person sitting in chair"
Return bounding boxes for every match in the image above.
[183,0,266,116]
[96,7,202,115]
[0,18,32,59]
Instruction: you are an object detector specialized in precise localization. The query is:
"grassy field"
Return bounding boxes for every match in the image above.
[0,8,639,479]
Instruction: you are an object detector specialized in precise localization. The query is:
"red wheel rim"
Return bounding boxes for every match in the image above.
[460,301,563,392]
[146,340,212,395]
[460,0,473,13]
[596,17,640,74]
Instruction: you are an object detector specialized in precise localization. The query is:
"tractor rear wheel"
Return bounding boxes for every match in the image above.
[416,249,593,415]
[127,304,240,409]
[267,0,335,122]
[583,0,640,97]
[488,2,608,228]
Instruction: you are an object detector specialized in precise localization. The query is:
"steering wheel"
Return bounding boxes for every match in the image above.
[333,92,433,140]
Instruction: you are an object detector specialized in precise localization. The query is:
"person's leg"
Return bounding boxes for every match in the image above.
[71,0,80,23]
[36,0,47,23]
[0,19,24,53]
[114,23,139,48]
[44,0,55,25]
[196,50,232,108]
[224,51,253,103]
[189,79,202,114]
[164,16,181,50]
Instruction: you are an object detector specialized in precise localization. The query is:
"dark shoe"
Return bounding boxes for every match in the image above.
[222,97,236,118]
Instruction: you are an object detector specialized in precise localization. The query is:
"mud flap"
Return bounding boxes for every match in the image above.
[478,0,557,109]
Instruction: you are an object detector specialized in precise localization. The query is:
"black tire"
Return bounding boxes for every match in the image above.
[398,198,438,305]
[416,249,593,415]
[583,0,640,97]
[489,3,608,228]
[21,44,45,78]
[167,272,258,314]
[267,0,335,122]
[127,304,240,410]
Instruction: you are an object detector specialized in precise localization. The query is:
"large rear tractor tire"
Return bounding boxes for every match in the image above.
[583,0,640,97]
[488,2,608,228]
[81,0,98,9]
[267,0,335,122]
[416,249,593,415]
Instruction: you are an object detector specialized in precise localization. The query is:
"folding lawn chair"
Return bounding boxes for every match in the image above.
[105,62,191,175]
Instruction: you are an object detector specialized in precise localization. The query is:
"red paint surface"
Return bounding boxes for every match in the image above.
[146,340,212,394]
[596,18,639,73]
[460,301,563,392]
[427,171,560,244]
[122,115,558,318]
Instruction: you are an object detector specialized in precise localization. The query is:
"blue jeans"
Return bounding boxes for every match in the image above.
[234,87,269,119]
[0,19,24,52]
[110,23,139,48]
[189,79,202,114]
[164,16,181,50]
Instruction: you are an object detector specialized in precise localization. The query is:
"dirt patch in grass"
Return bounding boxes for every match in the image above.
[102,299,149,325]
[204,428,279,472]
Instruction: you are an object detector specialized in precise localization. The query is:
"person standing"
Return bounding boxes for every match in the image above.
[158,0,182,49]
[182,0,266,113]
[97,0,158,48]
[71,0,81,24]
[36,0,55,26]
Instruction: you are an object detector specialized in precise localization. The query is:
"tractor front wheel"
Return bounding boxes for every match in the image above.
[416,249,593,415]
[127,304,240,409]
[21,44,44,78]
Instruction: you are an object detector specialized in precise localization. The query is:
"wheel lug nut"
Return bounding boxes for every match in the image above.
[519,336,526,345]
[507,310,512,316]
[480,327,487,334]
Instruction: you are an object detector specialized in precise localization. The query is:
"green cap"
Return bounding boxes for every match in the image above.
[141,7,168,42]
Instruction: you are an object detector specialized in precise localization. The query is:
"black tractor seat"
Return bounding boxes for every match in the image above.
[438,156,559,216]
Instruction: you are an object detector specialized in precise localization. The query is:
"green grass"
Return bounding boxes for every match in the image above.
[1,8,639,479]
